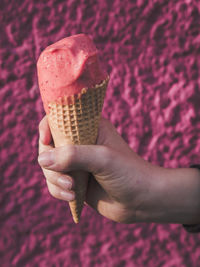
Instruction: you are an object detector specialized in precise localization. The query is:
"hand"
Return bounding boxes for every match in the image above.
[38,116,165,224]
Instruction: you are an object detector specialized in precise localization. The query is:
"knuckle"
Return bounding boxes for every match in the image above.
[101,146,114,168]
[46,174,55,185]
[92,146,112,173]
[64,145,77,167]
[54,145,77,171]
[100,146,111,159]
[46,182,58,199]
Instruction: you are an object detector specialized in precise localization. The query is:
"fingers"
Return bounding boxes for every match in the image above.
[42,166,74,188]
[46,179,75,202]
[38,116,52,145]
[41,156,75,202]
[39,139,53,155]
[40,145,76,202]
[38,117,75,202]
[38,144,112,174]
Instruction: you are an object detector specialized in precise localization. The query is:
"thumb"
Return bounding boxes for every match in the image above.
[38,144,111,174]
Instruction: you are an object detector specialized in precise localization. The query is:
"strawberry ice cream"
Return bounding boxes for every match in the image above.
[37,33,107,112]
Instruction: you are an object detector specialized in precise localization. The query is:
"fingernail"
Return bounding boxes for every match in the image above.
[60,191,75,201]
[57,177,72,190]
[38,151,54,166]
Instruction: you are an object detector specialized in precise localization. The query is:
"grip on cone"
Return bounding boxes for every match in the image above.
[47,78,109,223]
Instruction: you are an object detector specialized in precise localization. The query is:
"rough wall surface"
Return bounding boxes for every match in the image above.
[1,0,200,266]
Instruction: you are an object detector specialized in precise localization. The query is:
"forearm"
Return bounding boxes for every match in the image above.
[141,166,200,224]
[161,167,200,224]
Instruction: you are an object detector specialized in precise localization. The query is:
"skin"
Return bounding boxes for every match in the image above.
[38,116,200,225]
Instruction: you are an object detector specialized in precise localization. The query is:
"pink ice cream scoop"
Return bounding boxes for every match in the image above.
[37,33,107,113]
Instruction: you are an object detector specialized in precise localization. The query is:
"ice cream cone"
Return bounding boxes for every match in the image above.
[37,33,109,223]
[47,77,109,223]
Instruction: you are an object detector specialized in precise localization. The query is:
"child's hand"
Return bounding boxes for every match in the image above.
[38,116,164,224]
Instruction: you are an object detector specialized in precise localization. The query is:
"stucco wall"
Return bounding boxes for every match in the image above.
[1,0,200,266]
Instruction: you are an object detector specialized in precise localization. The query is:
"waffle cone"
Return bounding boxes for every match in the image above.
[47,77,109,223]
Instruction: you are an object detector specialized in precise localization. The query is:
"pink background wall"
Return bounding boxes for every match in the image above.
[1,0,200,266]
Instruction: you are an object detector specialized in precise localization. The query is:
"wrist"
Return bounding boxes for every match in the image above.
[133,162,200,225]
[128,155,169,223]
[133,162,170,223]
[165,167,200,224]
[148,167,200,224]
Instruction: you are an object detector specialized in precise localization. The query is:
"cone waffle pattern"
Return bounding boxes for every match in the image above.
[48,78,108,223]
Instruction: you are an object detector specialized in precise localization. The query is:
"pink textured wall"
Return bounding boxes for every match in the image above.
[1,0,200,266]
